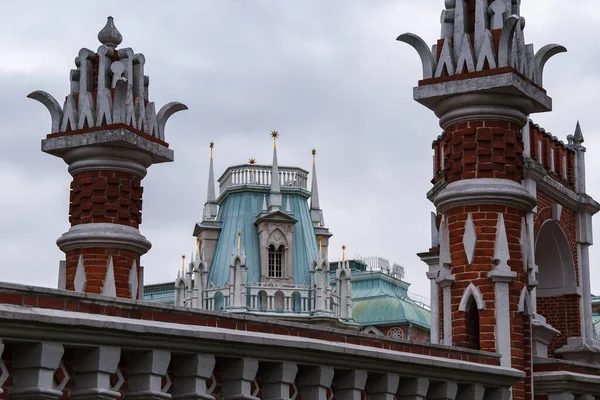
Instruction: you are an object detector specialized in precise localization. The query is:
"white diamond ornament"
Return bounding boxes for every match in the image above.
[463,213,477,265]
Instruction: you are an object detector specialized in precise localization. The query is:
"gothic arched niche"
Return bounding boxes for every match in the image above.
[535,220,577,296]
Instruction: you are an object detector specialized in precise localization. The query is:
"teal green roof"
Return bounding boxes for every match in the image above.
[350,271,431,328]
[208,189,318,287]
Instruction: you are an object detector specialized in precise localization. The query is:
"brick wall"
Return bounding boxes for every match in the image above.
[69,170,143,228]
[432,120,524,184]
[65,248,140,298]
[446,204,529,399]
[529,123,576,190]
[537,295,581,355]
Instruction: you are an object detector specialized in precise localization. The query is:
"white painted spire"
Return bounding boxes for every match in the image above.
[310,148,324,226]
[203,141,218,221]
[269,131,282,212]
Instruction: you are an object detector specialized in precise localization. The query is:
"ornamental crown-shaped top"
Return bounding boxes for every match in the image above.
[397,0,566,87]
[29,17,187,142]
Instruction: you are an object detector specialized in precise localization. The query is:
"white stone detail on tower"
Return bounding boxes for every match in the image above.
[129,259,139,300]
[102,256,117,297]
[463,213,477,265]
[493,214,510,271]
[74,254,87,292]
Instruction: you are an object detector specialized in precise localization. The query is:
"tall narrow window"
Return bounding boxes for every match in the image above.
[465,296,481,350]
[268,244,283,278]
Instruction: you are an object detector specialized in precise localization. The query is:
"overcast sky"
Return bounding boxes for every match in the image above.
[1,1,599,302]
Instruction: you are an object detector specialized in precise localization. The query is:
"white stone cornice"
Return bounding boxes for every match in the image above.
[57,223,152,255]
[434,178,536,213]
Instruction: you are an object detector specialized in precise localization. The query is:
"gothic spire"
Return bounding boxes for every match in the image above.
[574,121,585,146]
[310,149,324,226]
[269,131,282,212]
[203,141,218,220]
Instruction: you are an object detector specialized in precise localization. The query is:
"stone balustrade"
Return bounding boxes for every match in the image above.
[218,164,309,194]
[0,282,523,399]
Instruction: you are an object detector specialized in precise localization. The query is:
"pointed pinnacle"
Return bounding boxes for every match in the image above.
[98,16,123,49]
[574,121,584,145]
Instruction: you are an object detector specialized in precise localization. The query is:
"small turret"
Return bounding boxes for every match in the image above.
[203,142,218,221]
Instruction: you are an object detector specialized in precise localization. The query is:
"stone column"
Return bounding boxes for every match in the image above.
[71,346,122,400]
[437,269,454,346]
[332,370,367,400]
[418,250,440,344]
[171,354,215,400]
[397,377,429,400]
[10,342,65,400]
[260,362,298,400]
[297,365,334,399]
[126,350,171,400]
[428,381,458,400]
[219,358,259,400]
[365,373,400,400]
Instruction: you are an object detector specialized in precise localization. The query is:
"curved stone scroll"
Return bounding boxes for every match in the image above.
[157,102,188,142]
[534,44,567,87]
[396,33,437,79]
[27,90,64,133]
[498,15,519,68]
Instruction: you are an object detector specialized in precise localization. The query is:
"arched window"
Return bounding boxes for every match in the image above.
[274,290,285,311]
[268,244,284,278]
[465,296,480,350]
[214,292,224,311]
[292,292,302,313]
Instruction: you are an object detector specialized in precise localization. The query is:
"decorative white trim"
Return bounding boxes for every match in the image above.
[458,284,485,312]
[520,217,529,273]
[362,326,384,336]
[57,223,151,255]
[129,260,139,300]
[493,214,510,271]
[102,256,117,297]
[518,287,532,315]
[434,178,536,213]
[74,254,87,292]
[552,203,563,221]
[57,260,67,290]
[463,213,477,265]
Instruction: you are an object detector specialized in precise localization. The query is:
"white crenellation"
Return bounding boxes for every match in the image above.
[398,1,566,87]
[129,259,139,300]
[74,254,87,292]
[28,18,186,140]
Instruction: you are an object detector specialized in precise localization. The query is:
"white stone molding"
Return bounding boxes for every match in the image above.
[57,260,67,290]
[552,204,563,221]
[126,349,171,399]
[297,366,335,399]
[10,342,65,400]
[434,178,536,214]
[476,30,498,71]
[332,370,368,400]
[463,213,477,265]
[494,214,510,271]
[518,287,532,316]
[420,250,440,344]
[102,256,117,297]
[361,326,384,336]
[431,211,439,248]
[365,373,400,400]
[129,259,139,300]
[397,376,430,399]
[57,223,152,255]
[395,33,436,79]
[458,284,485,312]
[435,38,455,78]
[520,217,530,273]
[437,215,454,346]
[74,254,87,293]
[260,362,298,400]
[71,346,121,400]
[220,358,260,400]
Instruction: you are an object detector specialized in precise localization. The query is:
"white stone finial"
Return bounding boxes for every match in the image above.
[98,16,123,49]
[493,214,510,271]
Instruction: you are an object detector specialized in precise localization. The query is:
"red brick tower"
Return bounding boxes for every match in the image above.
[29,17,187,299]
[399,1,566,398]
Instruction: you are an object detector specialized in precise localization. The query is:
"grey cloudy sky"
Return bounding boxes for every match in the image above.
[1,0,599,301]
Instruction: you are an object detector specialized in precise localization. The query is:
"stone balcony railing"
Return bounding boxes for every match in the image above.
[218,164,309,195]
[0,282,524,399]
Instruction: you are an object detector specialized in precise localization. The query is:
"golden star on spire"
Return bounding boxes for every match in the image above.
[209,141,214,149]
[271,130,279,139]
[312,148,317,156]
[248,158,256,165]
